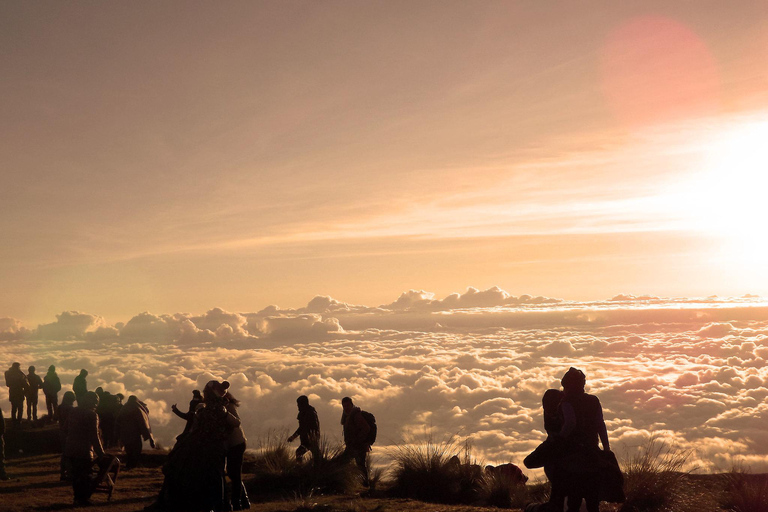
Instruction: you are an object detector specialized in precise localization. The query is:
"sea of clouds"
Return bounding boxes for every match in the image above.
[2,286,768,474]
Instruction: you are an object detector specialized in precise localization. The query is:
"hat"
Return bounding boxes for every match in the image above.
[204,380,230,397]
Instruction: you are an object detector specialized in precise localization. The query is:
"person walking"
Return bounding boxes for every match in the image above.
[115,395,155,469]
[43,365,62,421]
[288,395,320,462]
[340,396,373,486]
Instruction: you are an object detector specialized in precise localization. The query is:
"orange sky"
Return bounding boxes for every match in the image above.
[2,1,768,325]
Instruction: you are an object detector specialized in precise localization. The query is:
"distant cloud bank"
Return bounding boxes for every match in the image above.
[2,286,767,472]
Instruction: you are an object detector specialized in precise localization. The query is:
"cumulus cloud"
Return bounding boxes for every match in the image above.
[259,314,343,339]
[4,290,768,472]
[0,317,29,341]
[35,311,108,340]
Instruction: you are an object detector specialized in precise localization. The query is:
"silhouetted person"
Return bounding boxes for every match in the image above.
[340,396,372,486]
[224,391,249,511]
[116,395,155,469]
[288,395,320,462]
[43,365,62,421]
[0,407,9,480]
[5,362,28,426]
[63,391,105,506]
[171,389,202,440]
[73,369,88,404]
[524,389,568,512]
[558,367,610,512]
[151,380,240,511]
[58,391,77,480]
[26,365,43,422]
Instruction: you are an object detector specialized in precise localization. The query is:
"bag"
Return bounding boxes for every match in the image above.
[359,410,377,445]
[598,449,625,503]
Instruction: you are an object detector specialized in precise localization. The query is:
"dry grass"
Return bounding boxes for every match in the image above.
[620,437,718,512]
[388,433,484,504]
[722,469,768,512]
[247,429,360,498]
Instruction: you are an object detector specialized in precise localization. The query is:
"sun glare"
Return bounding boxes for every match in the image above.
[693,120,768,245]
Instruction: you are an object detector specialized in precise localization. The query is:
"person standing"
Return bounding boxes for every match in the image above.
[557,367,610,512]
[43,365,62,421]
[73,369,88,404]
[171,389,202,440]
[340,396,373,486]
[26,366,43,422]
[58,391,77,481]
[288,395,320,462]
[115,395,155,469]
[224,391,249,511]
[63,391,105,506]
[4,362,28,427]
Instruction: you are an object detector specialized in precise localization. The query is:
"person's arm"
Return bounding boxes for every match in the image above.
[558,402,576,438]
[91,413,105,458]
[171,404,191,421]
[596,400,610,450]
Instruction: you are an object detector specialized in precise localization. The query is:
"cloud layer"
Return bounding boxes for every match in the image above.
[2,287,767,473]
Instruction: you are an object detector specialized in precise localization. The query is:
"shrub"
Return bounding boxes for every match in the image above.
[246,430,359,498]
[723,470,768,512]
[620,437,717,512]
[477,470,530,508]
[388,433,485,504]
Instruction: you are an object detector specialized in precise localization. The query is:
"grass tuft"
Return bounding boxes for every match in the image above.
[246,429,359,498]
[620,437,716,512]
[723,468,768,512]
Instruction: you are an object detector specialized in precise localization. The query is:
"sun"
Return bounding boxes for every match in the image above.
[691,119,768,246]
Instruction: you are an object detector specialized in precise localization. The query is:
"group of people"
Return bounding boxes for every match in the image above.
[4,362,62,425]
[523,367,623,512]
[4,362,618,511]
[3,363,158,506]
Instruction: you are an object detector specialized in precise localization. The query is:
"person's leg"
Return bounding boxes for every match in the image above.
[45,395,53,419]
[228,443,246,510]
[31,397,38,421]
[296,444,310,462]
[123,437,143,469]
[26,398,32,421]
[584,477,600,512]
[70,457,93,503]
[51,394,58,418]
[354,451,369,486]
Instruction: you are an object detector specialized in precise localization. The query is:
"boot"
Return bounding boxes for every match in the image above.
[238,482,250,510]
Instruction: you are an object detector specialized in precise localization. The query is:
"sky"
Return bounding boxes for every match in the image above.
[2,1,768,325]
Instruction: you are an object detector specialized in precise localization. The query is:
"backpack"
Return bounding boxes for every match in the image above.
[359,410,377,445]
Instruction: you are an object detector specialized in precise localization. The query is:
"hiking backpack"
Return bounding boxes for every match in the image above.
[359,410,377,445]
